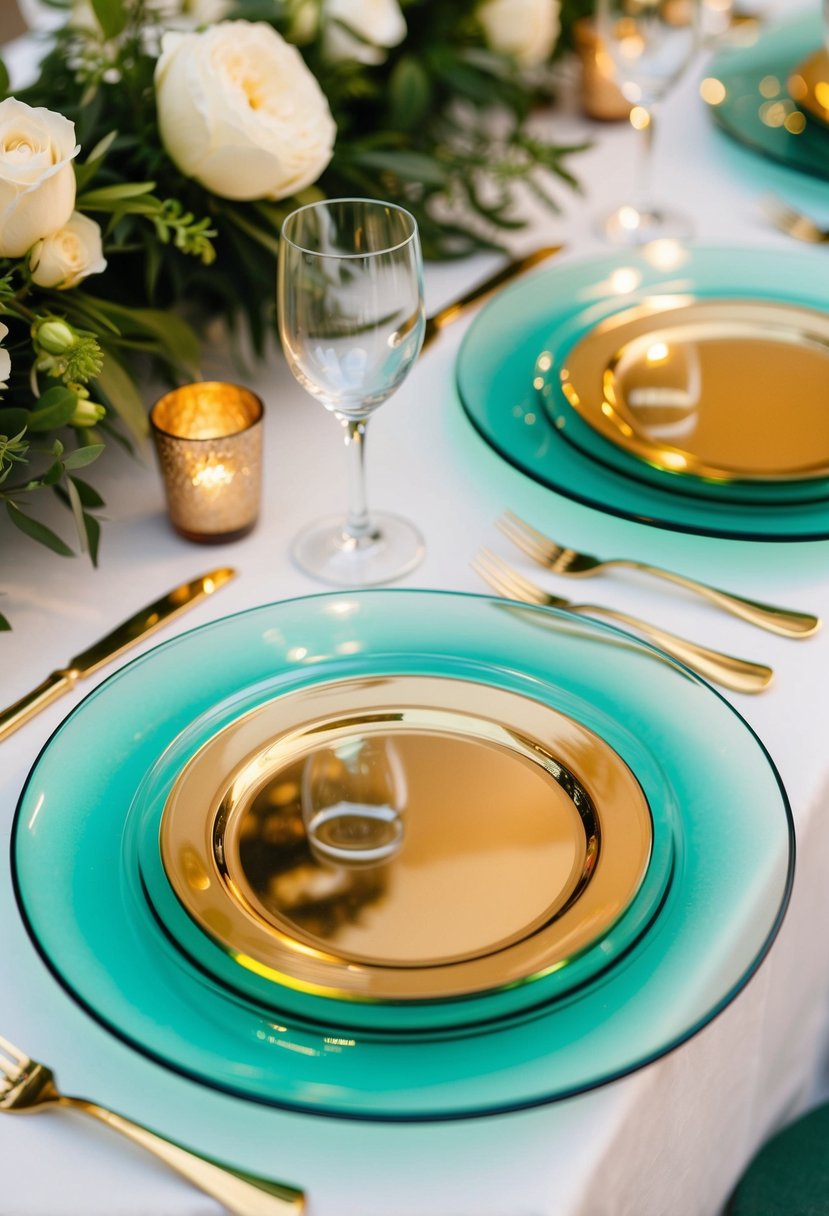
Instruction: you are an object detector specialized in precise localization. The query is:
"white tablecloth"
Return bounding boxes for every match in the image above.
[3,4,829,1212]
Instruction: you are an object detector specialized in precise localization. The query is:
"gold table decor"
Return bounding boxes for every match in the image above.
[556,296,829,483]
[150,382,264,543]
[788,47,829,126]
[573,17,632,122]
[160,674,653,1005]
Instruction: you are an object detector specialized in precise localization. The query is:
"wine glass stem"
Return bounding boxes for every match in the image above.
[343,417,378,544]
[633,102,658,212]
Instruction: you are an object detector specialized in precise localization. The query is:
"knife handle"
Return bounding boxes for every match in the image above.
[0,669,77,743]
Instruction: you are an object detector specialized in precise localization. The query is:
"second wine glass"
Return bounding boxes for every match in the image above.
[596,0,700,245]
[278,197,426,586]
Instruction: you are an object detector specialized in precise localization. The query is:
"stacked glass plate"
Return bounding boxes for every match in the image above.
[13,589,793,1120]
[456,243,829,540]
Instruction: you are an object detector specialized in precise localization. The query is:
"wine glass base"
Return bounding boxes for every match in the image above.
[596,202,694,247]
[292,512,425,587]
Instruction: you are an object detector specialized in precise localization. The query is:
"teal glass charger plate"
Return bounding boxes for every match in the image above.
[705,12,829,182]
[12,590,793,1120]
[456,243,829,540]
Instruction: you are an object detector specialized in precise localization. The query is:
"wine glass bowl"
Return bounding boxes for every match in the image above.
[278,197,426,585]
[595,0,700,245]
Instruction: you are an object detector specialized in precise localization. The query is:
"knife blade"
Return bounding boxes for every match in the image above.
[420,244,565,353]
[0,567,236,743]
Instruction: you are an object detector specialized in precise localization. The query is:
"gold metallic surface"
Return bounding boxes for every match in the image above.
[497,509,820,638]
[0,1034,304,1213]
[471,549,774,694]
[160,675,652,1002]
[150,382,264,543]
[0,569,235,743]
[559,297,829,482]
[420,246,564,353]
[788,48,829,127]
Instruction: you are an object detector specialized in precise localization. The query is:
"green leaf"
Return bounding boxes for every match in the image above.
[90,0,128,40]
[62,444,105,470]
[65,475,88,555]
[95,302,202,375]
[6,501,74,556]
[83,510,101,566]
[350,149,449,188]
[68,475,105,509]
[76,182,157,209]
[0,57,9,99]
[0,611,10,631]
[0,408,31,436]
[94,352,149,441]
[388,57,432,133]
[26,387,78,433]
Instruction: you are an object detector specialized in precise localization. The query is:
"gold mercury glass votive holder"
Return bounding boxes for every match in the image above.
[150,381,264,543]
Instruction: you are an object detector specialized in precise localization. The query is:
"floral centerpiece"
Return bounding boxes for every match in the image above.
[0,0,590,627]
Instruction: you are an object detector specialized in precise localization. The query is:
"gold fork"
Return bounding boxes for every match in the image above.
[472,549,773,694]
[0,1034,304,1215]
[498,511,820,639]
[760,194,829,245]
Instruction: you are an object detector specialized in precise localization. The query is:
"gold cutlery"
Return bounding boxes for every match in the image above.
[0,1035,303,1214]
[421,244,564,353]
[760,194,829,245]
[472,549,773,694]
[498,512,820,638]
[0,567,236,742]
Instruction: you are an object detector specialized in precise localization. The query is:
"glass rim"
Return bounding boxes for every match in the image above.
[149,382,264,443]
[279,196,420,260]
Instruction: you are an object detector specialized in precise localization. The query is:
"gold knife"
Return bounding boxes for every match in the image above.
[0,567,236,743]
[420,244,565,353]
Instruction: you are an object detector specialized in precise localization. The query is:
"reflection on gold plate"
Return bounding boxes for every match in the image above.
[559,297,829,482]
[788,48,829,127]
[160,675,652,1003]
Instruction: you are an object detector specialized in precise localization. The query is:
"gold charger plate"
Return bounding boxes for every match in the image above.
[789,47,829,127]
[160,674,652,1003]
[558,296,829,484]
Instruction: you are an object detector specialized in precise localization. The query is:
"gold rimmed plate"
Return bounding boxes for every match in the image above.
[13,590,793,1120]
[159,675,652,1005]
[555,296,829,484]
[789,47,829,127]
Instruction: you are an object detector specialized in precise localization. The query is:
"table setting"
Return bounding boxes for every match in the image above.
[2,1,829,1214]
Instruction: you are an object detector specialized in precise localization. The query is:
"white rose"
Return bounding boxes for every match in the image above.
[155,21,336,201]
[29,212,107,289]
[0,98,79,259]
[323,0,406,65]
[478,0,561,67]
[0,322,10,390]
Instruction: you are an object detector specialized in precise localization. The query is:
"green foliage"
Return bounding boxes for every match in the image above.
[1,0,586,624]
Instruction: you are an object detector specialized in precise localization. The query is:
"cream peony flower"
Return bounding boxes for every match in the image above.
[478,0,561,67]
[0,322,10,390]
[322,0,407,65]
[29,212,107,289]
[0,98,79,260]
[155,21,337,201]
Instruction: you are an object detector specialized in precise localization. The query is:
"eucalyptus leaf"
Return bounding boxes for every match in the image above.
[62,445,105,471]
[26,388,79,433]
[95,352,150,440]
[6,502,74,556]
[65,476,88,555]
[68,475,105,509]
[0,57,9,99]
[90,0,128,40]
[76,182,157,209]
[0,611,10,631]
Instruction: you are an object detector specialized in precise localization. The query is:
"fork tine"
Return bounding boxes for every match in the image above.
[472,549,549,605]
[0,1034,26,1065]
[497,512,557,565]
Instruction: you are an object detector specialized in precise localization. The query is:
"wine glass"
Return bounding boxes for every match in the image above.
[278,197,426,586]
[595,0,701,245]
[301,735,408,867]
